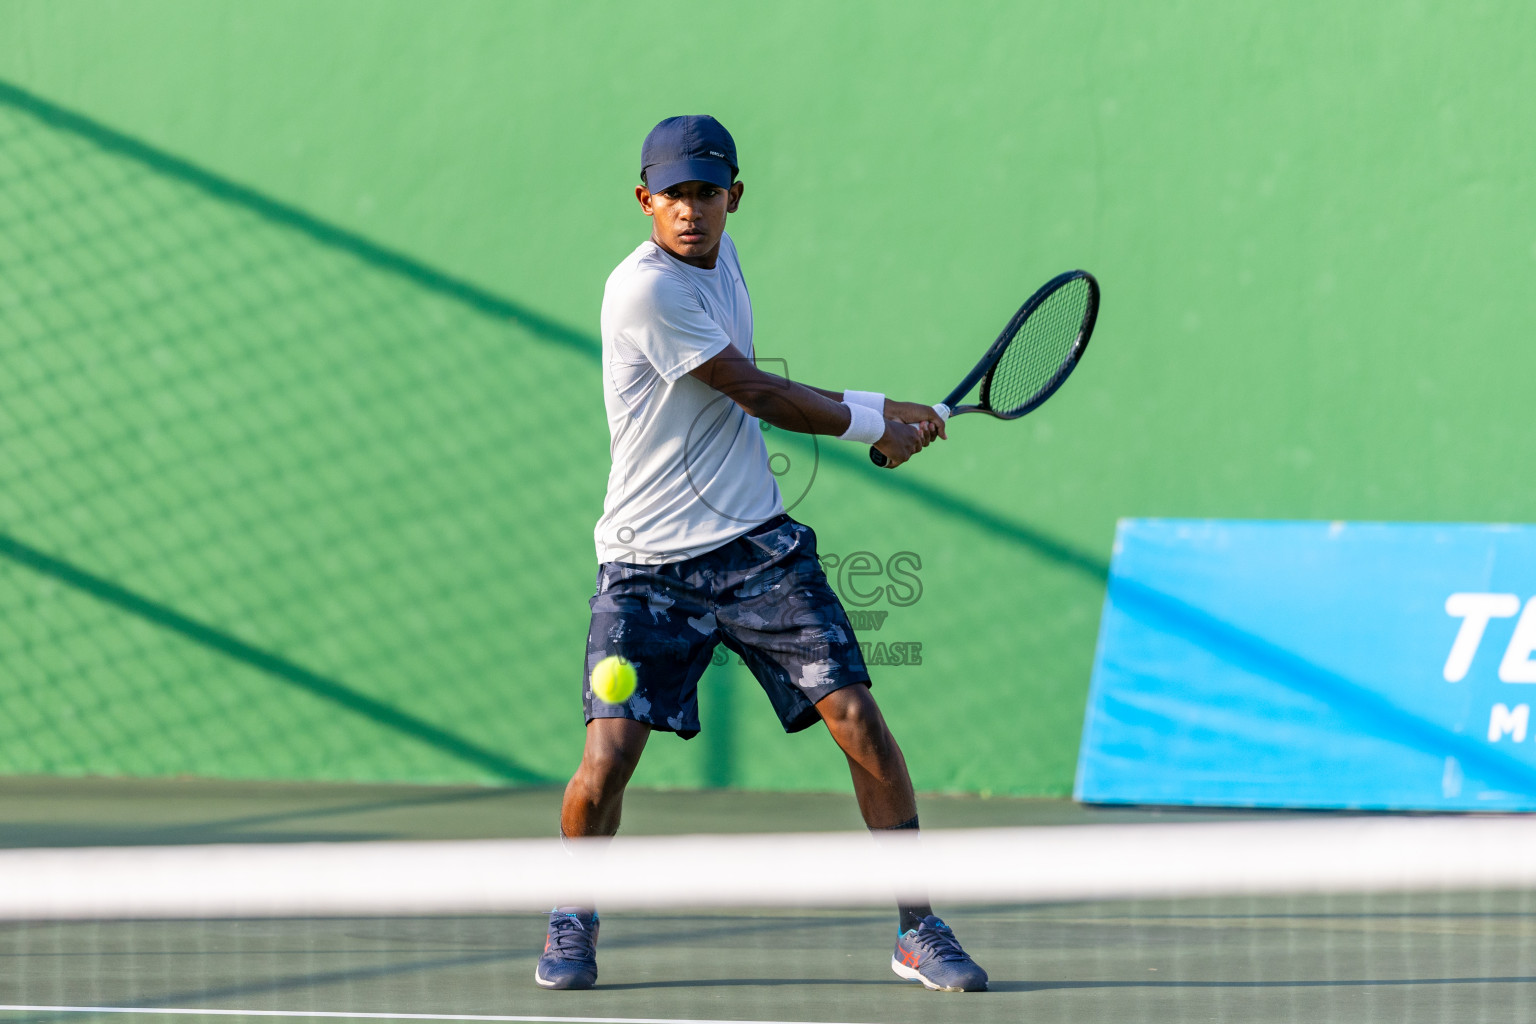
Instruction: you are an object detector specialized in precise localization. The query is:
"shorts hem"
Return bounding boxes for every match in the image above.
[585,705,700,741]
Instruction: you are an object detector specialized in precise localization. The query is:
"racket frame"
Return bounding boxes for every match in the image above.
[954,269,1099,419]
[868,269,1099,466]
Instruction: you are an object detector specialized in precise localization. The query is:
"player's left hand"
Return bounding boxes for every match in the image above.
[885,400,947,443]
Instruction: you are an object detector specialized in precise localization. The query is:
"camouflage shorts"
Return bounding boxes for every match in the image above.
[583,514,870,737]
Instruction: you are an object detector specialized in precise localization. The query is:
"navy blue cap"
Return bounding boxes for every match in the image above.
[641,115,737,193]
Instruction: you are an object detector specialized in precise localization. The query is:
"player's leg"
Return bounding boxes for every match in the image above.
[538,560,717,992]
[561,717,652,838]
[538,719,650,991]
[815,684,987,991]
[712,515,986,991]
[815,682,916,829]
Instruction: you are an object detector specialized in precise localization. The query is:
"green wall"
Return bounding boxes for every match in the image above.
[0,1,1531,796]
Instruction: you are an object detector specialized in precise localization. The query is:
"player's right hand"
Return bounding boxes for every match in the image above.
[885,400,948,442]
[873,419,927,468]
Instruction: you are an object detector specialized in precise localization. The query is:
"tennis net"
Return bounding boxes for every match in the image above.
[4,814,1536,1024]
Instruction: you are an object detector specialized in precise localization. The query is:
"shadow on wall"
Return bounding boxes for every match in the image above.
[0,79,1105,787]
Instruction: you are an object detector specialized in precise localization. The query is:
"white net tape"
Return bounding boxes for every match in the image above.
[6,816,1536,919]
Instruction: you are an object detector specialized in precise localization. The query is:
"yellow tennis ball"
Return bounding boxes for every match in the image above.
[590,655,637,704]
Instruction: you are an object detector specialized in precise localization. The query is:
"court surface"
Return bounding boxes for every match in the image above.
[2,778,1533,1024]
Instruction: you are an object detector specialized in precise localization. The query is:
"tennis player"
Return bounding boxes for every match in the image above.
[536,115,988,994]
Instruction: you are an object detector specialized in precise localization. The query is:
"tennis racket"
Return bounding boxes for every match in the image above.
[870,269,1100,467]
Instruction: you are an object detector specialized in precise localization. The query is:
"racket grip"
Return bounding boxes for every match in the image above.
[869,404,948,468]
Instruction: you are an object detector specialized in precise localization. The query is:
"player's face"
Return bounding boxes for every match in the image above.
[637,179,744,268]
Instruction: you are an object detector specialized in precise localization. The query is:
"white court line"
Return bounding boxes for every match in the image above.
[0,1007,872,1024]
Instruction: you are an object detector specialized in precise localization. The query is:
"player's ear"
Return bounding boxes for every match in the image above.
[726,181,743,213]
[636,184,655,215]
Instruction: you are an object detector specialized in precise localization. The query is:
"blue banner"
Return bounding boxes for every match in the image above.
[1075,520,1536,810]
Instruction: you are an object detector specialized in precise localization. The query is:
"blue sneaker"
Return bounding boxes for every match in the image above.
[535,908,599,990]
[891,915,988,992]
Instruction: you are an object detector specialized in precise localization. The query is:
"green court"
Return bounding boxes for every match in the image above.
[3,779,1534,1024]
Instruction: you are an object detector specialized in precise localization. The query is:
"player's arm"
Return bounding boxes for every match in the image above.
[689,350,930,468]
[805,386,948,441]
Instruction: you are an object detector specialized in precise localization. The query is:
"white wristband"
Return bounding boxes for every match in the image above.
[843,390,886,413]
[837,402,886,445]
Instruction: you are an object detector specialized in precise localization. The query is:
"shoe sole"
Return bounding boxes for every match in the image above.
[534,964,596,990]
[890,955,985,992]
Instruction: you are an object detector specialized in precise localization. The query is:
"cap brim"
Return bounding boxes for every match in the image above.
[644,158,734,193]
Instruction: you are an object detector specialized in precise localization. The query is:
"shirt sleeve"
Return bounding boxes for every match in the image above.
[613,269,734,384]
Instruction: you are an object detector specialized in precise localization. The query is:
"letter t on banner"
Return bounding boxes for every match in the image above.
[1499,599,1536,683]
[1443,593,1521,682]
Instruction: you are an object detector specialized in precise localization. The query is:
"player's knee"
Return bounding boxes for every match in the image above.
[821,686,889,745]
[843,703,883,742]
[581,741,644,794]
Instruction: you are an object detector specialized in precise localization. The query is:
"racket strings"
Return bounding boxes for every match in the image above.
[983,276,1093,416]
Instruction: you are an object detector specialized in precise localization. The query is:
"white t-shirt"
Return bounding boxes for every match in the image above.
[594,234,783,564]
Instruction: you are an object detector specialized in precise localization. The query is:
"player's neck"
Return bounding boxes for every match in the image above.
[651,231,721,270]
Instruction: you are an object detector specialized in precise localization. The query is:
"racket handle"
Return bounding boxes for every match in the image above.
[867,405,949,469]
